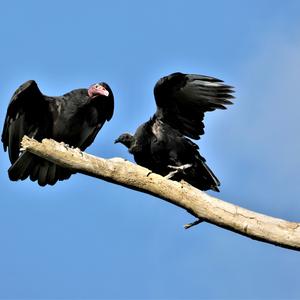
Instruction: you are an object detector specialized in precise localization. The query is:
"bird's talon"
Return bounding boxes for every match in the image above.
[165,164,193,179]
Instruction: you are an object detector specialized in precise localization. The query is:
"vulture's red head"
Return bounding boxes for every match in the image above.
[88,82,110,98]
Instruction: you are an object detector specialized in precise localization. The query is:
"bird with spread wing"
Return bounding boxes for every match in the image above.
[2,80,114,186]
[115,72,234,192]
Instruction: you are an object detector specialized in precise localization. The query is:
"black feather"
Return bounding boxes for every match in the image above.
[2,80,114,186]
[116,72,234,192]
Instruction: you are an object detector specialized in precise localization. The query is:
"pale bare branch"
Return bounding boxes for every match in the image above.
[21,136,300,251]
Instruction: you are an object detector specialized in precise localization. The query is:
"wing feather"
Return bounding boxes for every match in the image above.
[154,72,234,139]
[1,80,49,163]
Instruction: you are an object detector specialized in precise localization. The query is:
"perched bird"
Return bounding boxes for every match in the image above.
[2,80,114,186]
[115,72,234,192]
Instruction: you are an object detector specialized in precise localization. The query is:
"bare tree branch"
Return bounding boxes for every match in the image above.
[21,136,300,251]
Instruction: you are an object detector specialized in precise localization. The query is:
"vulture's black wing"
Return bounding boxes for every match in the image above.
[153,72,234,139]
[74,83,114,150]
[1,80,51,163]
[102,82,114,122]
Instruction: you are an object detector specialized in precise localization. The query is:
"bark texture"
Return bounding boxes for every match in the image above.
[21,136,300,251]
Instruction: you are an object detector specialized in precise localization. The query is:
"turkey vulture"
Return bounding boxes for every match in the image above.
[2,80,114,186]
[115,72,234,192]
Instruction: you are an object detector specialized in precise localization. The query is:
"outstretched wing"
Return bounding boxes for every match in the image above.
[153,72,234,139]
[2,80,50,163]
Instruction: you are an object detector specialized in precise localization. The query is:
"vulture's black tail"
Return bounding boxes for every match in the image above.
[8,152,73,186]
[186,158,220,192]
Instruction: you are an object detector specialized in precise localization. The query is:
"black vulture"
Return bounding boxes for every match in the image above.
[2,80,114,186]
[115,72,234,192]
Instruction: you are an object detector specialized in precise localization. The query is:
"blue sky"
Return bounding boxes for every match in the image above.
[1,0,300,299]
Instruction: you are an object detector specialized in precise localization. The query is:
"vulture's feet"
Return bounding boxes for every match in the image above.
[165,163,192,179]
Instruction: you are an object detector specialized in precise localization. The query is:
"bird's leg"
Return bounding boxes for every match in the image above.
[165,170,179,180]
[165,163,193,179]
[167,164,193,171]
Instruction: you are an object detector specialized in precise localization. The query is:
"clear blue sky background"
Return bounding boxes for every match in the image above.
[1,0,300,299]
